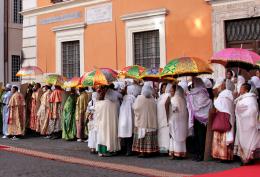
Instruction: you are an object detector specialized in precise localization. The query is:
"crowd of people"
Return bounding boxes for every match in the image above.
[0,69,260,166]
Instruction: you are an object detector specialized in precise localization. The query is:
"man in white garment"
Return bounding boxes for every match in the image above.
[234,83,260,165]
[1,84,12,138]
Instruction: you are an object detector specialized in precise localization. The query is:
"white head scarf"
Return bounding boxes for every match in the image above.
[202,78,213,89]
[125,79,134,86]
[126,85,136,96]
[250,76,260,88]
[213,77,225,89]
[175,85,185,97]
[178,80,188,92]
[236,75,246,92]
[141,84,153,98]
[214,89,234,116]
[165,83,172,94]
[104,89,121,102]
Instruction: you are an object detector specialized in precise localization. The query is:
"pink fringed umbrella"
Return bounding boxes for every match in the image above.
[211,48,260,70]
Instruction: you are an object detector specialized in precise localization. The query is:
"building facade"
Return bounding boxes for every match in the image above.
[0,0,23,85]
[21,0,213,80]
[21,0,260,81]
[208,0,260,78]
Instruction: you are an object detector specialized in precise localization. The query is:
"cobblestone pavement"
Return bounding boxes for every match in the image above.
[0,136,240,176]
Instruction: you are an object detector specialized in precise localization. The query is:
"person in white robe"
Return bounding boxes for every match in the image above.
[234,83,260,164]
[118,85,137,156]
[169,85,188,159]
[96,86,120,157]
[234,75,245,97]
[187,77,212,161]
[1,84,12,138]
[157,83,171,154]
[132,84,159,157]
[87,92,98,153]
[211,79,235,161]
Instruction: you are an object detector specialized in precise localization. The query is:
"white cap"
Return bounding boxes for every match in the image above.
[5,84,12,89]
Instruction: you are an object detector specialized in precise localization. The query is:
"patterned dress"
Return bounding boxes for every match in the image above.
[8,92,26,136]
[37,90,52,135]
[48,89,63,134]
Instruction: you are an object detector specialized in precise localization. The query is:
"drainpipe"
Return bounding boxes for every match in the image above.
[4,0,9,84]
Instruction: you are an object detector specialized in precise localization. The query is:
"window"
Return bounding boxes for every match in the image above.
[11,55,21,82]
[13,0,23,24]
[133,30,160,68]
[62,41,80,79]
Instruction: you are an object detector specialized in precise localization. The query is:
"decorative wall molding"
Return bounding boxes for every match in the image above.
[121,8,168,21]
[21,0,110,17]
[52,22,86,32]
[55,26,85,76]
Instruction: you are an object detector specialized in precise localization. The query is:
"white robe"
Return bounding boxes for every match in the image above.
[234,92,260,163]
[169,91,188,154]
[157,93,170,152]
[118,95,136,138]
[2,91,12,136]
[87,92,98,149]
[96,100,120,152]
[214,89,235,144]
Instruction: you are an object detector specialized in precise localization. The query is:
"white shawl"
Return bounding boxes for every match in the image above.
[234,92,260,162]
[214,89,235,144]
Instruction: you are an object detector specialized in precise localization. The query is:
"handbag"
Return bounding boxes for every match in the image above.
[212,112,231,133]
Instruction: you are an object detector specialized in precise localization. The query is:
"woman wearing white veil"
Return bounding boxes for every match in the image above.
[169,85,188,159]
[118,85,137,156]
[157,83,171,154]
[132,84,158,157]
[186,77,212,161]
[211,79,235,161]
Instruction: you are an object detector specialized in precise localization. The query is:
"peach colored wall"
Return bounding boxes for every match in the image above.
[37,7,84,73]
[37,0,212,73]
[37,0,52,7]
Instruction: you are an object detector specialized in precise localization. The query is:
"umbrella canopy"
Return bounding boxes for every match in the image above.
[211,48,260,70]
[16,66,44,77]
[141,68,162,80]
[161,57,213,78]
[121,65,146,79]
[45,74,66,86]
[81,68,117,87]
[63,77,81,88]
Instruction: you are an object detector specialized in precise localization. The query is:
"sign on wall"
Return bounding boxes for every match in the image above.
[86,3,112,25]
[40,12,81,25]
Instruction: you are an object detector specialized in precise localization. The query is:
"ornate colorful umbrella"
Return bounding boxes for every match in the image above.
[121,65,146,79]
[16,66,44,77]
[141,67,162,81]
[45,74,66,86]
[63,77,81,88]
[81,68,117,87]
[211,48,260,70]
[161,57,213,77]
